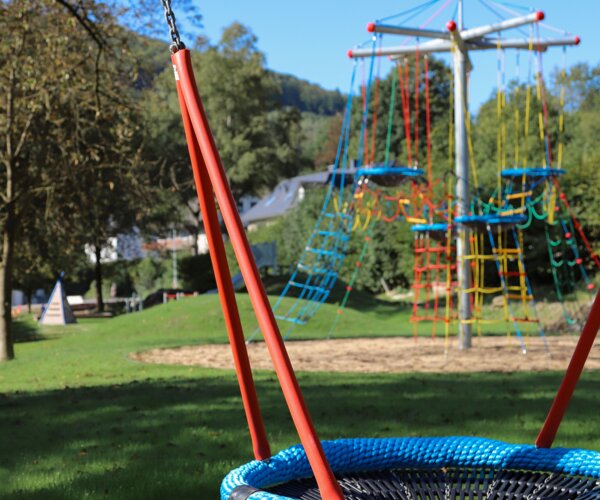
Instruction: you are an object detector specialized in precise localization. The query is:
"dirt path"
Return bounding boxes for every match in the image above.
[131,335,600,374]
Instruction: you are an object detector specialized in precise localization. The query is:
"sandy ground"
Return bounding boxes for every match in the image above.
[131,335,600,374]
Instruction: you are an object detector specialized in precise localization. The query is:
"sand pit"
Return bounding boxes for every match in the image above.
[131,335,600,373]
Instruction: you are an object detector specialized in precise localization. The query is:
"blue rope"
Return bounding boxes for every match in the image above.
[263,49,379,336]
[356,39,378,167]
[378,0,441,24]
[490,0,531,13]
[479,0,530,38]
[510,227,548,350]
[485,226,527,353]
[221,436,600,499]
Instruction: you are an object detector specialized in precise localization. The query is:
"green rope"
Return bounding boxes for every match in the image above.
[516,205,534,229]
[328,220,377,339]
[545,224,576,324]
[530,196,548,221]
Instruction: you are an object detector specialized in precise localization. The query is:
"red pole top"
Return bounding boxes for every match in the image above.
[535,11,545,21]
[366,22,376,33]
[574,36,581,45]
[347,49,353,58]
[172,65,271,461]
[172,48,343,500]
[446,20,457,32]
[536,288,600,448]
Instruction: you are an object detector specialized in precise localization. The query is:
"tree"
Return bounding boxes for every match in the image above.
[192,23,309,197]
[313,113,344,168]
[560,63,600,232]
[141,22,311,255]
[140,68,207,255]
[0,0,147,360]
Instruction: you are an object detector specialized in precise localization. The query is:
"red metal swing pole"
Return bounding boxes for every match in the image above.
[172,48,343,500]
[173,73,271,461]
[536,287,600,448]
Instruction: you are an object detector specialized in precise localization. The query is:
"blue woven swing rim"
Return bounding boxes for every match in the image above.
[500,167,566,179]
[455,214,527,226]
[355,166,424,178]
[411,223,449,233]
[220,436,600,499]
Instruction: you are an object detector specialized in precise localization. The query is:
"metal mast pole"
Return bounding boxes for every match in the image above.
[454,0,472,348]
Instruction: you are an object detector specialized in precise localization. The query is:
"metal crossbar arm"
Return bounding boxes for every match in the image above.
[366,21,451,40]
[349,36,580,58]
[460,11,544,40]
[473,36,580,51]
[349,38,450,58]
[365,11,542,42]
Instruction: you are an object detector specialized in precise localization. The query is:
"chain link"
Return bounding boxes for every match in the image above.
[159,0,185,52]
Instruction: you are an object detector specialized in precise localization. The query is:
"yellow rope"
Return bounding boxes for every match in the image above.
[444,184,454,351]
[496,40,507,207]
[514,87,520,168]
[523,85,531,168]
[451,41,480,191]
[535,64,547,167]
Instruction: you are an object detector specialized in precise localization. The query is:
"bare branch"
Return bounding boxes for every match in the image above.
[54,0,106,49]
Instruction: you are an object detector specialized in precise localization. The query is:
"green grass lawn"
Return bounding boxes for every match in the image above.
[1,294,599,498]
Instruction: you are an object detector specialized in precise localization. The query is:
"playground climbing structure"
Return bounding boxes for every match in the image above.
[266,0,595,348]
[453,39,544,350]
[272,42,427,339]
[349,1,584,349]
[497,41,600,328]
[406,55,457,342]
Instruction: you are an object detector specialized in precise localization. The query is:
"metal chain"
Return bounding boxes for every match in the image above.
[159,0,185,52]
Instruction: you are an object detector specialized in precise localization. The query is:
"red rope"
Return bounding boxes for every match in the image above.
[405,60,414,165]
[432,238,442,337]
[535,28,599,271]
[424,231,432,334]
[413,234,422,339]
[425,55,432,189]
[536,34,554,167]
[361,62,369,166]
[380,194,403,223]
[370,42,383,165]
[552,179,600,269]
[414,49,420,166]
[397,62,412,166]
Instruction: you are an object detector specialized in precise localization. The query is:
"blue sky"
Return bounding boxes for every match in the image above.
[179,0,597,111]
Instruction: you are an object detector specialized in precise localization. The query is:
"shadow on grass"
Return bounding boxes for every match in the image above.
[1,370,599,498]
[12,317,48,344]
[261,273,406,316]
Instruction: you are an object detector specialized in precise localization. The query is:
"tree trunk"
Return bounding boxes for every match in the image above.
[1,65,18,361]
[192,221,201,256]
[0,215,16,361]
[94,245,104,312]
